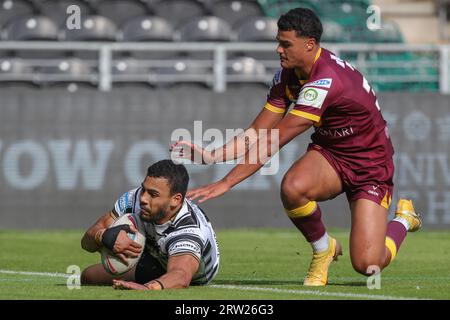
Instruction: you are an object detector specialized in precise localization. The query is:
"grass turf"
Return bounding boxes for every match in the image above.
[0,228,449,300]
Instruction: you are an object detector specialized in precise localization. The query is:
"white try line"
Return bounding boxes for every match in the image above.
[0,269,428,300]
[209,285,428,300]
[0,269,71,278]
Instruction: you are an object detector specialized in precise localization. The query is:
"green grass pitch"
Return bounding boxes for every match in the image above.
[0,229,449,300]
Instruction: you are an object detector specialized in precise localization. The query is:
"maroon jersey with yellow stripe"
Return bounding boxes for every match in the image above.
[265,48,394,171]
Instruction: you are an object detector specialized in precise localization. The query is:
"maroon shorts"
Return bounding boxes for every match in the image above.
[307,143,394,209]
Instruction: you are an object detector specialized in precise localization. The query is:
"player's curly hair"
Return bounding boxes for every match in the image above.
[146,160,189,199]
[277,7,323,42]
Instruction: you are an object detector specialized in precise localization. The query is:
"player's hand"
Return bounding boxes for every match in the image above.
[169,140,214,164]
[187,179,231,203]
[112,225,143,265]
[112,279,149,291]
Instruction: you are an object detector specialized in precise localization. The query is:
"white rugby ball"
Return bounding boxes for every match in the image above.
[100,213,146,275]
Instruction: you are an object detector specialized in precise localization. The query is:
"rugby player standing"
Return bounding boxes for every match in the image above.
[171,8,422,285]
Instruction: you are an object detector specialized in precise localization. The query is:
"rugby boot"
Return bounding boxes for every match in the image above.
[395,199,422,232]
[303,237,342,286]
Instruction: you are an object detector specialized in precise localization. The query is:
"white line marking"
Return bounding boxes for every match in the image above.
[0,269,70,278]
[2,270,445,282]
[0,270,430,300]
[210,285,428,300]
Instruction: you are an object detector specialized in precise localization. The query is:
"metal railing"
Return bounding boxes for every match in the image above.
[0,41,448,94]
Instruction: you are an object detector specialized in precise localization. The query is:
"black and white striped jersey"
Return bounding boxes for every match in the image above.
[112,187,220,285]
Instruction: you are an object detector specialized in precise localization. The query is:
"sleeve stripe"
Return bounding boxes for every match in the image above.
[289,109,321,123]
[133,188,140,212]
[110,210,119,219]
[264,103,285,114]
[170,251,201,263]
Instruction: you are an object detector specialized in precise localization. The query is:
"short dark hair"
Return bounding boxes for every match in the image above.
[277,7,323,42]
[146,160,189,199]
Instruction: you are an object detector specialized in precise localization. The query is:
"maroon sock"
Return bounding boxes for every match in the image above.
[386,220,407,250]
[290,205,326,242]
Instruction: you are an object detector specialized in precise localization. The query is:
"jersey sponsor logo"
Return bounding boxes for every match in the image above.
[305,78,333,89]
[169,241,202,255]
[267,69,283,97]
[273,69,282,85]
[316,126,354,138]
[118,195,127,212]
[297,87,328,109]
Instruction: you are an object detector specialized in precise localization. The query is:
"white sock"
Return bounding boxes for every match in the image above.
[311,232,329,253]
[393,217,410,231]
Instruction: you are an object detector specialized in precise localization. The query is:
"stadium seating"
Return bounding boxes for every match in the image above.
[0,0,437,92]
[227,56,267,84]
[112,57,155,88]
[210,0,264,27]
[234,16,278,60]
[341,49,439,92]
[37,58,97,85]
[96,0,150,28]
[117,16,176,59]
[63,15,117,41]
[0,0,407,45]
[3,15,59,41]
[176,16,233,41]
[119,16,174,41]
[0,57,35,82]
[113,57,152,75]
[369,20,404,43]
[152,0,206,28]
[1,14,61,58]
[257,0,322,19]
[257,0,375,43]
[320,0,368,30]
[235,16,277,42]
[154,58,213,88]
[129,50,180,61]
[321,20,347,43]
[0,0,35,29]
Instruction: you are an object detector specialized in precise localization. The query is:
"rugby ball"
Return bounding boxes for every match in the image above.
[100,213,146,275]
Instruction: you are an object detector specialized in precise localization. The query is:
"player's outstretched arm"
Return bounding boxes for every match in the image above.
[112,254,200,290]
[188,114,313,203]
[170,108,283,164]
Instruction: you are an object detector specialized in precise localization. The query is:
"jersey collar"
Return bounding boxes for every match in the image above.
[313,47,322,64]
[152,199,187,227]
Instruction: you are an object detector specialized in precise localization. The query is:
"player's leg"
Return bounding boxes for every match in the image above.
[280,148,343,286]
[349,199,389,275]
[80,263,136,286]
[350,198,422,275]
[384,199,422,268]
[281,148,342,245]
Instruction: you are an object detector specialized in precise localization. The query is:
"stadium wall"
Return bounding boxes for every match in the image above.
[0,85,449,229]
